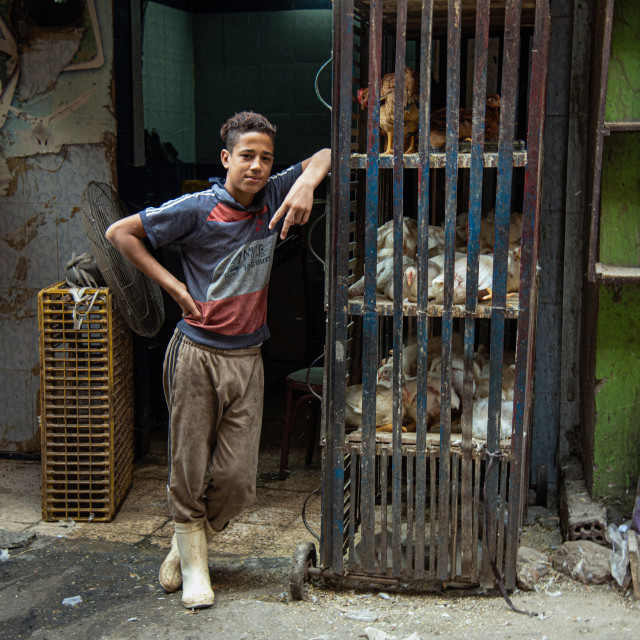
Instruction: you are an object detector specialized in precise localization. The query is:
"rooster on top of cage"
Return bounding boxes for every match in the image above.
[358,65,502,153]
[357,66,420,155]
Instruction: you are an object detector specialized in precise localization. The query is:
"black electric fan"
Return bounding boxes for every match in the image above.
[80,181,165,338]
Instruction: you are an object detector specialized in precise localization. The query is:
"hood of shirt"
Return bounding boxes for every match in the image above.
[209,177,267,213]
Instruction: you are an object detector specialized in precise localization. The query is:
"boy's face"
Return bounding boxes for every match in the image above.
[221,132,274,207]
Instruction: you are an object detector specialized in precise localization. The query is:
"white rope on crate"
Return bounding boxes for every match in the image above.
[68,287,105,330]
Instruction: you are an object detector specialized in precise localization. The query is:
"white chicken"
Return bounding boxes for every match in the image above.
[348,255,417,300]
[471,396,513,441]
[473,358,516,401]
[383,261,418,302]
[430,254,494,304]
[429,353,479,398]
[376,217,418,261]
[344,381,404,429]
[402,375,460,431]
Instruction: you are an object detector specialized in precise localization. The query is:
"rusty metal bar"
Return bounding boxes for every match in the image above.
[326,0,354,574]
[496,458,508,572]
[391,0,408,580]
[472,455,481,582]
[407,451,415,577]
[381,448,388,574]
[451,452,460,578]
[461,0,491,579]
[414,0,435,583]
[438,0,462,582]
[481,0,521,587]
[360,0,384,577]
[429,449,437,579]
[506,0,550,590]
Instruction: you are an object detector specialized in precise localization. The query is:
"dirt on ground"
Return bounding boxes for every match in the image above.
[1,532,639,640]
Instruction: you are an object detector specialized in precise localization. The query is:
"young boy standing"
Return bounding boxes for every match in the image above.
[106,111,331,609]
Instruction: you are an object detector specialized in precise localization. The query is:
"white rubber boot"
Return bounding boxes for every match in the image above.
[159,521,218,592]
[159,534,182,592]
[174,521,215,609]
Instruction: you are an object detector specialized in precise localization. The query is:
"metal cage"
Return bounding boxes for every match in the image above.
[292,0,550,594]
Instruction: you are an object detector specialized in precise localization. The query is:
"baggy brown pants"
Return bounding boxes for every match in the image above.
[162,329,264,529]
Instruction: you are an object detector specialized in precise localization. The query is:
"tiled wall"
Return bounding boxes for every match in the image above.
[142,6,333,171]
[194,9,332,168]
[0,0,115,452]
[143,2,196,163]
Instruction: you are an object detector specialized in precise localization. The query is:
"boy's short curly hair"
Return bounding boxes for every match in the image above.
[220,111,277,152]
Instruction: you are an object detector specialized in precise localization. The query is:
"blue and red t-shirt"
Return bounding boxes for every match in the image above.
[140,163,303,349]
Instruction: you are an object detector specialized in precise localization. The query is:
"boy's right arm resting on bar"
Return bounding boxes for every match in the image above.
[105,214,202,320]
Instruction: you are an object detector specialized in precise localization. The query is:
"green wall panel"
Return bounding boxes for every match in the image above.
[599,132,640,266]
[593,284,640,510]
[604,0,640,123]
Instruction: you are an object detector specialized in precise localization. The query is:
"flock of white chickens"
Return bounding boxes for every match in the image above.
[345,212,522,441]
[345,332,516,440]
[347,211,522,304]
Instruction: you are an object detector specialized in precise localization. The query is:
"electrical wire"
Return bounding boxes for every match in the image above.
[315,55,333,111]
[302,486,321,541]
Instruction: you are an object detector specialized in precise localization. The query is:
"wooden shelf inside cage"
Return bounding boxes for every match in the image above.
[356,0,539,35]
[347,428,512,453]
[351,142,527,170]
[347,294,520,318]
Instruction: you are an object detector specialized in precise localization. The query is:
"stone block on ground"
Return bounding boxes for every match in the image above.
[552,540,612,585]
[517,545,551,590]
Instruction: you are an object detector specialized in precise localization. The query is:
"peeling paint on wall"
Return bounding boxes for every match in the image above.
[0,0,112,178]
[0,0,115,453]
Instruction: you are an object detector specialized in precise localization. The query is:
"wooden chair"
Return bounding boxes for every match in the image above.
[278,367,323,480]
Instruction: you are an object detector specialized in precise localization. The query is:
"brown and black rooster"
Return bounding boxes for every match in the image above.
[357,67,420,154]
[429,94,501,148]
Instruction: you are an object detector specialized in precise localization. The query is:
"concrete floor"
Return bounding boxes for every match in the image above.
[0,391,322,561]
[2,391,640,639]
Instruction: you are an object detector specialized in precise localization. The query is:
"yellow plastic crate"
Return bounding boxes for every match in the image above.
[38,281,134,522]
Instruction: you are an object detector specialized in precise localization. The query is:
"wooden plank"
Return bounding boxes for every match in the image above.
[595,263,640,282]
[348,295,521,318]
[350,148,528,168]
[356,0,537,34]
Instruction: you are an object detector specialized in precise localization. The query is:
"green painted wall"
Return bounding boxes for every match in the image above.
[593,285,640,510]
[592,0,640,511]
[599,133,640,267]
[604,0,640,123]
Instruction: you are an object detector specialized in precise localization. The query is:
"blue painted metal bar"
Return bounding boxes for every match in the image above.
[482,0,521,586]
[414,0,434,582]
[438,0,462,582]
[391,0,408,579]
[327,0,354,575]
[505,0,550,590]
[461,0,491,579]
[360,0,384,577]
